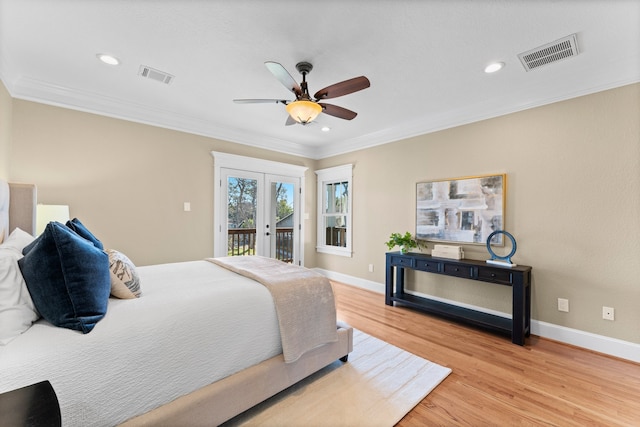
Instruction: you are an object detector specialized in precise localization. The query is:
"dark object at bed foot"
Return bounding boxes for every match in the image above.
[0,381,61,427]
[340,354,349,362]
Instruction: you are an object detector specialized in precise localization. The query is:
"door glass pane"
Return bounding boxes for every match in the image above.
[227,176,257,256]
[272,181,294,263]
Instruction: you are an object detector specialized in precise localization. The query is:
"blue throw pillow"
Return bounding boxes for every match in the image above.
[18,222,110,333]
[65,218,104,250]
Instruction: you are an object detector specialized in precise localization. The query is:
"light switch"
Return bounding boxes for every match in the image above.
[183,202,191,212]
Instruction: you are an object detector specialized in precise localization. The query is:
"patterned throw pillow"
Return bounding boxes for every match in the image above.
[107,249,141,299]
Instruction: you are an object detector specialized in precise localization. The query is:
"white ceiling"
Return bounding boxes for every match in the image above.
[1,1,639,159]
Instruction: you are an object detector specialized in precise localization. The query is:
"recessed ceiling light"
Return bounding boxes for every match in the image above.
[484,62,504,73]
[97,53,120,65]
[321,126,331,132]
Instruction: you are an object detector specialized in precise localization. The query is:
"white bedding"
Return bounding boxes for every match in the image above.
[0,260,282,427]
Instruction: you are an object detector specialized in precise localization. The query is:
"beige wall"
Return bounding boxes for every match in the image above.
[8,100,317,266]
[316,83,640,344]
[4,82,639,344]
[0,81,12,180]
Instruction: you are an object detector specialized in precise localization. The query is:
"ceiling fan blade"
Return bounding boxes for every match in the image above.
[319,103,358,120]
[285,115,297,126]
[233,99,288,104]
[314,76,370,100]
[265,62,302,97]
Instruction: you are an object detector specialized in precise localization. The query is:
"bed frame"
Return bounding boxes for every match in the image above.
[1,181,353,426]
[123,327,352,426]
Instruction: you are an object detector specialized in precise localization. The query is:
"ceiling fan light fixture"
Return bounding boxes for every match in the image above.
[286,100,322,124]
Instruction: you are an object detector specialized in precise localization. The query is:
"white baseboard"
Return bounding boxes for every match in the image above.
[315,268,640,364]
[315,268,385,294]
[530,321,640,363]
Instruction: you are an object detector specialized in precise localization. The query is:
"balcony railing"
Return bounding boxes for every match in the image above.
[228,227,294,263]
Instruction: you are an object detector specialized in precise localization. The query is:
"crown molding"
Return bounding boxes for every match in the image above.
[4,71,639,160]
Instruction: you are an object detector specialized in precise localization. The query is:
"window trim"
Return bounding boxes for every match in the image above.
[315,164,353,257]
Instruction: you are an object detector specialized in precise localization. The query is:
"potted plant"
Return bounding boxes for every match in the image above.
[385,232,423,254]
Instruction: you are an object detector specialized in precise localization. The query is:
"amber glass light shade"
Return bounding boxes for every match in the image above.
[286,100,322,124]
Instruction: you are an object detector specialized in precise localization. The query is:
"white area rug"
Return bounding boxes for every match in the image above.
[223,329,452,427]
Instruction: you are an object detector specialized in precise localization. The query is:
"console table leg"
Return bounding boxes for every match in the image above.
[395,267,405,296]
[525,280,532,337]
[512,282,525,345]
[385,264,393,306]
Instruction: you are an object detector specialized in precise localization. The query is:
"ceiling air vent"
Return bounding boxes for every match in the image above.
[518,34,579,72]
[139,65,174,84]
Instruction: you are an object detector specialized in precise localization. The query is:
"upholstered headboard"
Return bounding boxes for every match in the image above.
[0,179,37,241]
[0,180,9,241]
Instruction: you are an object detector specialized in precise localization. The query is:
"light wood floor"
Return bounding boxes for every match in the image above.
[331,281,640,426]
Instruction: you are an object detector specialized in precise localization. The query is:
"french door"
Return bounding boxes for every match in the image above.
[212,152,307,265]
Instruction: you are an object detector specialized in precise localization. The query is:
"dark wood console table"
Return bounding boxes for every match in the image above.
[385,252,532,345]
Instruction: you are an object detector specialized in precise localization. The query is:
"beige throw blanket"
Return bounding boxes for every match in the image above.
[207,256,338,363]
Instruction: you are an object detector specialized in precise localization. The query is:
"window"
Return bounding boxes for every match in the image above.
[315,164,352,257]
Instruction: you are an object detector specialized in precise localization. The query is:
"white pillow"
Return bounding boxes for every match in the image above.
[0,228,39,345]
[0,227,35,256]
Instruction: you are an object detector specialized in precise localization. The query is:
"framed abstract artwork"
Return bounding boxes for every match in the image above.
[416,174,506,245]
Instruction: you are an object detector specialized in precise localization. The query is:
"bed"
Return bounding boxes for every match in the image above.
[0,180,353,426]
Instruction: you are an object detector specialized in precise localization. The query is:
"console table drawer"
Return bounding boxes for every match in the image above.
[415,259,439,273]
[442,263,473,278]
[389,255,414,268]
[477,267,513,285]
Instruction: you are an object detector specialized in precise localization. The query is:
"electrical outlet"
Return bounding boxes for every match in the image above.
[557,298,569,312]
[602,306,615,321]
[368,264,374,273]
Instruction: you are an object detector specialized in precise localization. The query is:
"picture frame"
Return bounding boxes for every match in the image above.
[416,174,506,245]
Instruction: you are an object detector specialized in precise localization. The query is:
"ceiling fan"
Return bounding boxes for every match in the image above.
[233,61,370,126]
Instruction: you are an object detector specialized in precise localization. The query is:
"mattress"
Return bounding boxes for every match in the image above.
[0,260,282,426]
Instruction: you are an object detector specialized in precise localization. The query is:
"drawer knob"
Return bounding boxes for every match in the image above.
[491,273,496,277]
